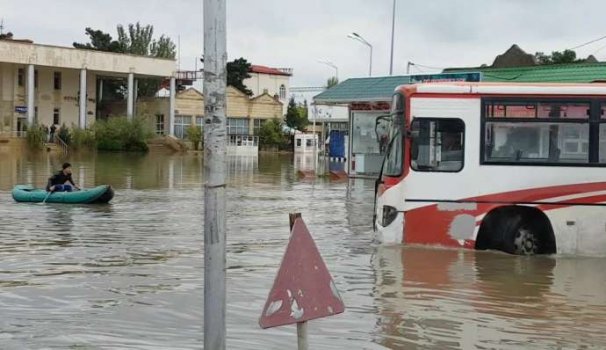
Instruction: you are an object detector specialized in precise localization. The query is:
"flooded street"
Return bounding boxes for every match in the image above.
[1,152,606,349]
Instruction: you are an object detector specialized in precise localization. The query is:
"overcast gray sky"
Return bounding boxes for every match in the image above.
[3,0,606,88]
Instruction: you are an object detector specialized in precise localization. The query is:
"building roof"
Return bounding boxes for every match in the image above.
[313,76,411,104]
[444,62,606,83]
[250,65,292,76]
[314,63,606,104]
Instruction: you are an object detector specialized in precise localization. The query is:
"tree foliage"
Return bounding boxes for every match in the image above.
[74,22,176,98]
[73,28,124,52]
[26,124,46,150]
[535,49,582,65]
[186,124,202,151]
[327,76,339,88]
[285,97,309,131]
[227,58,253,96]
[93,117,152,152]
[258,118,286,147]
[74,23,175,59]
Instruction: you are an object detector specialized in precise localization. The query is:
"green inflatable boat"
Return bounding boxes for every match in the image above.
[12,185,114,204]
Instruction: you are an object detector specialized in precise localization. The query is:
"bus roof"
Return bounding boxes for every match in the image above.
[398,82,606,97]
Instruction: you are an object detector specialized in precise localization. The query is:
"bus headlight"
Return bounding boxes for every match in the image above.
[382,205,398,227]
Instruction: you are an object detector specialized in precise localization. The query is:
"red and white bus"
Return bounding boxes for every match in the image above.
[374,82,606,256]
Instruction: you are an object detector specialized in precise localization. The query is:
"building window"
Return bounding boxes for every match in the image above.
[196,116,204,131]
[53,108,60,125]
[34,70,38,89]
[18,68,24,87]
[174,115,192,139]
[279,85,286,100]
[328,122,349,131]
[156,114,165,135]
[253,119,266,135]
[227,118,249,135]
[54,72,62,90]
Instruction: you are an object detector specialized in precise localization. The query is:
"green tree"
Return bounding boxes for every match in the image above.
[186,124,202,151]
[74,23,176,98]
[26,124,46,150]
[327,76,339,88]
[117,23,153,56]
[227,58,253,96]
[151,35,177,58]
[535,49,582,65]
[258,118,285,147]
[73,28,124,52]
[285,97,309,131]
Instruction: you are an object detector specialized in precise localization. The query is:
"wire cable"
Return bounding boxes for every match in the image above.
[569,34,606,50]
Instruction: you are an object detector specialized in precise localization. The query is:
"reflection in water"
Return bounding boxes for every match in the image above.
[0,152,605,349]
[372,247,606,349]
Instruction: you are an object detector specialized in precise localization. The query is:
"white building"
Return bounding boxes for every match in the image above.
[244,65,292,115]
[0,38,176,134]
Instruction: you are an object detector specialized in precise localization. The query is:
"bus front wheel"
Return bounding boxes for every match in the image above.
[511,225,539,255]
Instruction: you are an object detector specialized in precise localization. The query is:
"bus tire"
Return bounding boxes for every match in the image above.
[510,221,539,255]
[476,206,556,256]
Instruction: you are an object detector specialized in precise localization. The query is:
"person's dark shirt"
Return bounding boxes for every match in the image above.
[46,171,75,191]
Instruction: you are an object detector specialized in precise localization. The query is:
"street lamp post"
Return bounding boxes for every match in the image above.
[390,0,396,75]
[348,32,373,77]
[318,60,339,80]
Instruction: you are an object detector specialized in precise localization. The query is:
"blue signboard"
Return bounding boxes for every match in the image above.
[15,106,27,114]
[409,72,482,83]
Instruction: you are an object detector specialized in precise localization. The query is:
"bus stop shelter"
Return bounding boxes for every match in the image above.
[313,73,481,178]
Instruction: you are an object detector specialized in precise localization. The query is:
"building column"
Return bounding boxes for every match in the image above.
[127,72,135,120]
[134,78,138,117]
[98,79,103,102]
[169,76,176,136]
[79,68,87,128]
[26,64,35,126]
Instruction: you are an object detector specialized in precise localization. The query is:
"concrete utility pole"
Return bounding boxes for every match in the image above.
[203,0,227,349]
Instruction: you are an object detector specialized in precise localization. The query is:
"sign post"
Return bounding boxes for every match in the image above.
[260,213,345,349]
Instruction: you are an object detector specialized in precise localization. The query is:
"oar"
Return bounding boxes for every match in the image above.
[42,190,53,204]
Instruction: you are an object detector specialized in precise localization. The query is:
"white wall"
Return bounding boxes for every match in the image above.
[0,63,99,129]
[0,40,175,77]
[244,72,290,114]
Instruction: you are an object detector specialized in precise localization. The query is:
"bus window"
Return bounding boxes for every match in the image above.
[484,122,589,163]
[383,127,402,176]
[411,119,464,172]
[381,93,405,177]
[375,115,391,155]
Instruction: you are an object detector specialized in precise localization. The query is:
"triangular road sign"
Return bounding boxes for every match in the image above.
[259,217,345,329]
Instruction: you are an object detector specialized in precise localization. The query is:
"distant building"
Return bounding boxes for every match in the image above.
[244,65,292,114]
[0,37,175,135]
[130,86,283,138]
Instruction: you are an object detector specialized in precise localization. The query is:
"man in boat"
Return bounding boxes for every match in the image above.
[46,162,80,192]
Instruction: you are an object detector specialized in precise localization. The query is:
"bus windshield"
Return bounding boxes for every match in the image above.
[382,93,405,177]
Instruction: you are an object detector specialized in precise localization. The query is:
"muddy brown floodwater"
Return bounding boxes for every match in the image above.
[1,152,605,349]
